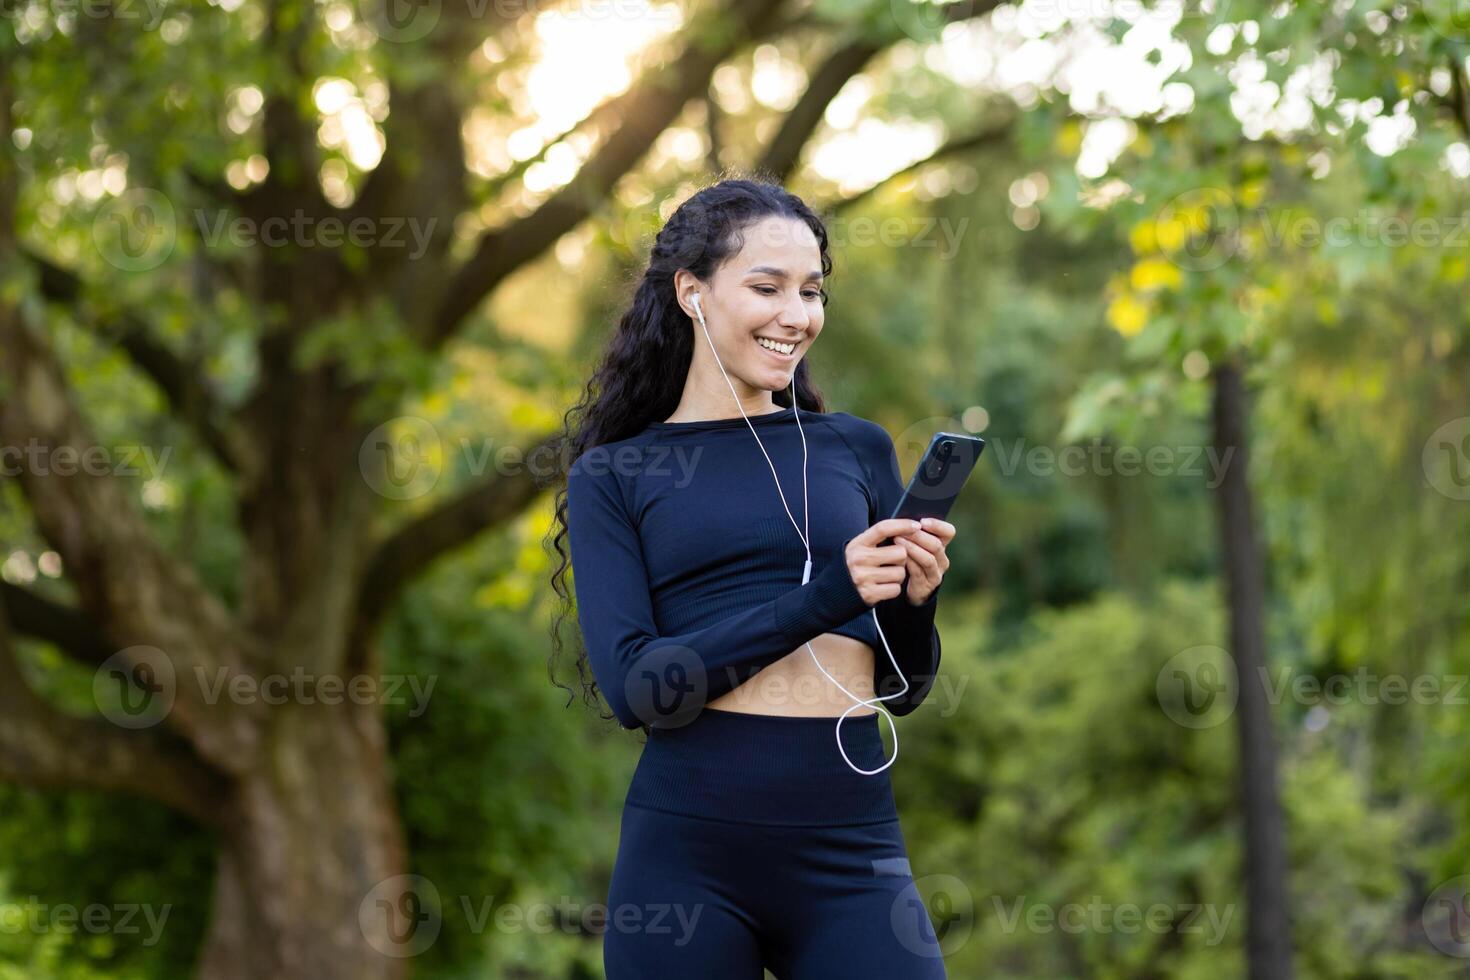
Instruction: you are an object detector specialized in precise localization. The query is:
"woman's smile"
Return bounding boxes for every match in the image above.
[754,334,799,359]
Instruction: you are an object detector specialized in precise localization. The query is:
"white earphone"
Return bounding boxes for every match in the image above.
[689,290,910,775]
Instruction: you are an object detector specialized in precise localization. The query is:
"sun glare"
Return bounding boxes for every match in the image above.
[525,4,684,139]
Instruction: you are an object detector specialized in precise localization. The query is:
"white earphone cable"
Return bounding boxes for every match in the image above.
[691,293,910,776]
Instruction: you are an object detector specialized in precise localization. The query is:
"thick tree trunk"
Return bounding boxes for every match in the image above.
[1210,359,1294,980]
[197,697,412,980]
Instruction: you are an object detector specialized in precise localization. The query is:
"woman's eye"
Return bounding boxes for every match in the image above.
[755,286,822,299]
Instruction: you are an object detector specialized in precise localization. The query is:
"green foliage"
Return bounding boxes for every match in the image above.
[898,582,1444,978]
[0,789,214,979]
[379,523,636,976]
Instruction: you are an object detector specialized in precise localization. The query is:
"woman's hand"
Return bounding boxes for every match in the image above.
[896,518,954,605]
[844,519,921,605]
[845,517,955,607]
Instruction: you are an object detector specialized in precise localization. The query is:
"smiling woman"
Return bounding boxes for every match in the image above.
[545,177,952,978]
[662,224,828,414]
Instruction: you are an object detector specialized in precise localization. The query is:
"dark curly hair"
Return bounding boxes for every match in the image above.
[544,175,835,730]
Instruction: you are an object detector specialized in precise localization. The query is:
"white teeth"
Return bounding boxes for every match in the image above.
[757,337,795,355]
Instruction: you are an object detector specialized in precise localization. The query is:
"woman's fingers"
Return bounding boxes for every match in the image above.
[903,528,943,555]
[919,517,955,542]
[852,518,923,548]
[901,537,940,573]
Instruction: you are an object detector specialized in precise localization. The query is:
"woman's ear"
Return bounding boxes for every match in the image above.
[672,270,702,320]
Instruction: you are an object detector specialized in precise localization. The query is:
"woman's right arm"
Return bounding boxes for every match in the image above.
[567,460,903,729]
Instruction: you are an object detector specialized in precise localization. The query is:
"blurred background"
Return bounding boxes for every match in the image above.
[2,0,1469,977]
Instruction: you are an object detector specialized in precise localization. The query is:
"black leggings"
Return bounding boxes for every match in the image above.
[603,707,949,978]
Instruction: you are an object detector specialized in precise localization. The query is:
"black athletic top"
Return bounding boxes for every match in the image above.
[566,405,942,729]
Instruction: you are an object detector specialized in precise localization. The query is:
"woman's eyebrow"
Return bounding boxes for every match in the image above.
[745,265,823,281]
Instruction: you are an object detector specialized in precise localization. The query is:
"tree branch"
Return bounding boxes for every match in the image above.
[1447,53,1470,143]
[469,6,814,208]
[705,88,724,173]
[260,0,323,207]
[426,0,792,348]
[354,430,563,631]
[0,310,261,770]
[0,600,229,825]
[0,582,115,670]
[758,0,1003,182]
[0,50,15,241]
[185,166,248,210]
[24,248,249,474]
[348,2,538,297]
[344,74,467,309]
[757,36,882,182]
[823,119,1014,214]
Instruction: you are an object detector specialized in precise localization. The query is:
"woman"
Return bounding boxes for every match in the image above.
[547,177,956,978]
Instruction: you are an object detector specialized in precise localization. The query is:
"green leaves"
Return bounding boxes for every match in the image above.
[294,297,439,418]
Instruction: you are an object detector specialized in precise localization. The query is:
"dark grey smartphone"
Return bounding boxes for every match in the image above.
[888,432,986,524]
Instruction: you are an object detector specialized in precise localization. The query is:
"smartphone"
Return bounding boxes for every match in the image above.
[888,432,986,524]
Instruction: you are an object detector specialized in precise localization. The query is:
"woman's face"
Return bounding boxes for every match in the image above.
[680,215,826,393]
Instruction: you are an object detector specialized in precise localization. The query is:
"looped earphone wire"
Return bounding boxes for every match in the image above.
[690,292,911,775]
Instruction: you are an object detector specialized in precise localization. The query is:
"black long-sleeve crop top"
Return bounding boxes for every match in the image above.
[565,405,942,729]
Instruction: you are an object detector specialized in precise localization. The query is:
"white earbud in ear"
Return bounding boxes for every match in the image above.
[691,292,703,321]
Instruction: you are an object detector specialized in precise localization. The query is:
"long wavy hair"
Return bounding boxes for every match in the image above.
[545,176,834,728]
